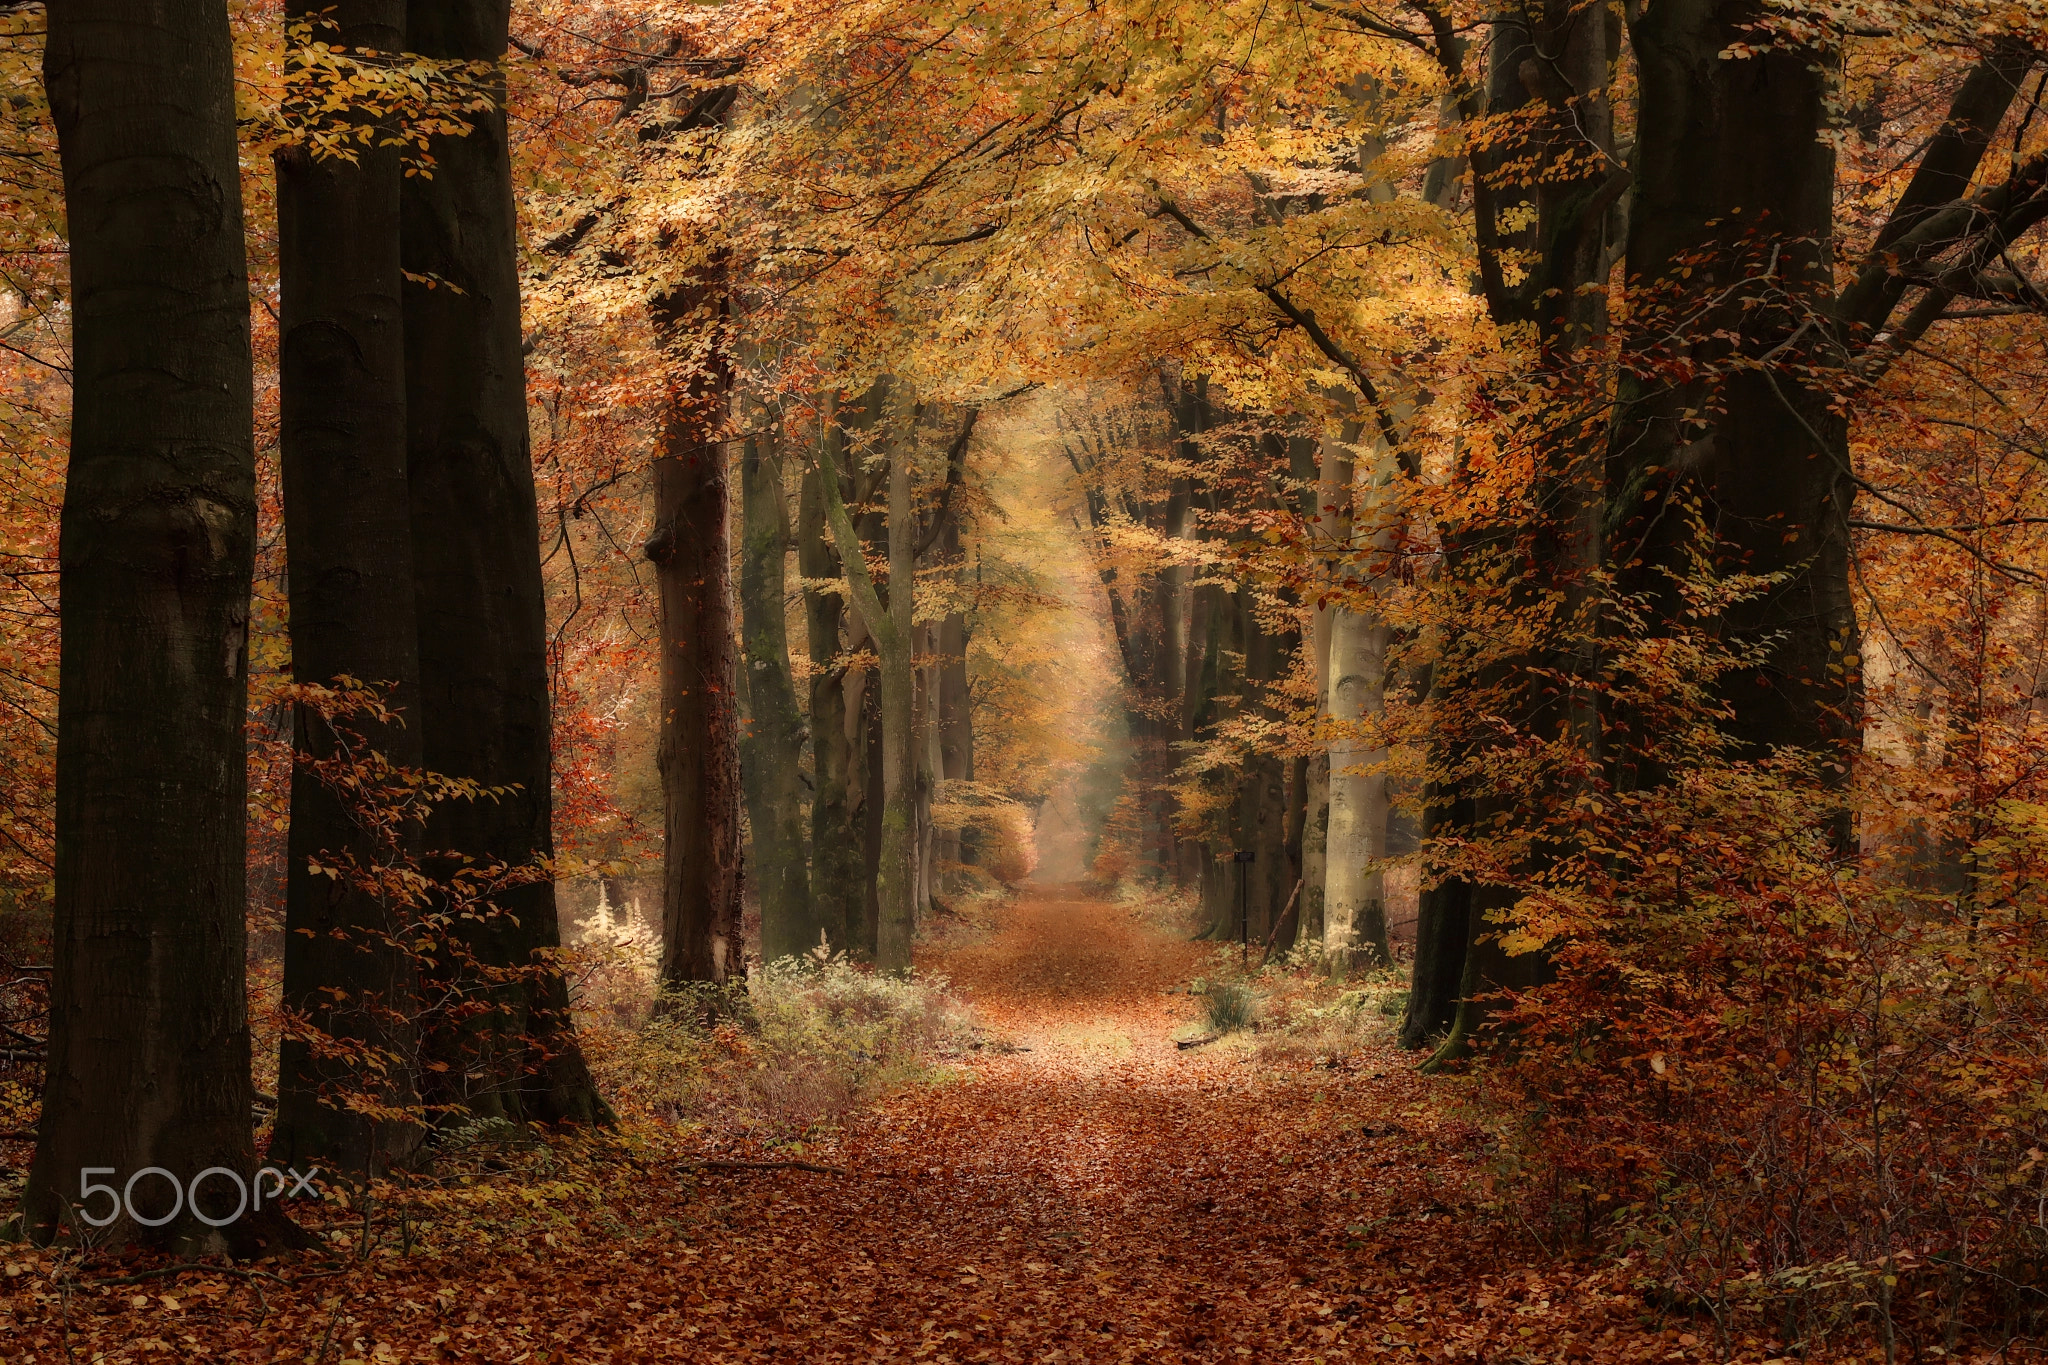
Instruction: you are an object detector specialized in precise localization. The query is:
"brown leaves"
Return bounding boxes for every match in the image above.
[1,889,1797,1363]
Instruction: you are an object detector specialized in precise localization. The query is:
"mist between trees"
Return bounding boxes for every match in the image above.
[0,0,2045,1356]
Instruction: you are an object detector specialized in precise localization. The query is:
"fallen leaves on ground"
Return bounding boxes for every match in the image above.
[0,888,1990,1361]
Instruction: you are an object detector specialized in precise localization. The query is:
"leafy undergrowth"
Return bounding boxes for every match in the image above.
[0,888,2038,1361]
[582,949,981,1148]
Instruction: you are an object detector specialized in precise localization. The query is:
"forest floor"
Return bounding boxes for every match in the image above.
[0,887,1878,1362]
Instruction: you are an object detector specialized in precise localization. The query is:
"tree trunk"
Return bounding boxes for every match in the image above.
[28,0,288,1251]
[401,0,603,1124]
[1400,783,1473,1049]
[1239,590,1290,942]
[647,296,742,988]
[1325,434,1397,974]
[799,459,863,953]
[916,620,939,915]
[739,426,813,962]
[860,660,885,954]
[876,409,919,968]
[817,384,917,972]
[936,536,973,873]
[1299,422,1350,953]
[1325,603,1394,971]
[1607,0,1857,764]
[270,0,424,1177]
[1404,4,1617,1056]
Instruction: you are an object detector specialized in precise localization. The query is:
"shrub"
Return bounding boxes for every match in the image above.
[1202,980,1258,1033]
[585,950,976,1141]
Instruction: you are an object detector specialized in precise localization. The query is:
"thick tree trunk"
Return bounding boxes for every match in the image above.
[401,0,603,1124]
[739,427,813,962]
[28,0,288,1250]
[799,460,863,953]
[1325,603,1394,971]
[647,298,742,987]
[1607,0,1857,764]
[1404,6,1616,1058]
[1325,431,1397,971]
[271,0,424,1177]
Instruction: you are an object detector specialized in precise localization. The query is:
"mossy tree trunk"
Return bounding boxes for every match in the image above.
[739,425,814,962]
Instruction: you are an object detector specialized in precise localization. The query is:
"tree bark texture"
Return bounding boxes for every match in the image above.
[271,0,424,1176]
[915,620,938,918]
[739,428,813,962]
[402,0,603,1123]
[817,384,917,972]
[1238,591,1291,943]
[1607,0,1857,763]
[876,406,919,969]
[1324,444,1397,972]
[28,0,283,1250]
[799,459,864,954]
[936,522,973,873]
[647,297,742,988]
[1406,6,1617,1055]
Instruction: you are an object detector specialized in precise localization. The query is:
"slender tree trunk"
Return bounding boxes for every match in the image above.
[28,0,289,1250]
[859,662,885,954]
[739,426,813,962]
[817,384,917,972]
[799,460,862,953]
[1222,585,1288,943]
[401,0,604,1124]
[1299,422,1351,953]
[647,296,742,987]
[271,0,423,1176]
[1400,782,1473,1048]
[915,620,939,915]
[936,524,973,873]
[876,410,919,967]
[1178,575,1218,890]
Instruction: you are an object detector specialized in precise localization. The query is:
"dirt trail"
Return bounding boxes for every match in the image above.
[666,886,1509,1362]
[1,888,1679,1362]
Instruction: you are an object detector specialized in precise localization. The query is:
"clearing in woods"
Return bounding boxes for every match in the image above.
[4,888,1701,1361]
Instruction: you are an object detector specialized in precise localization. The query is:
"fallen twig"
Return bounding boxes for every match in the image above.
[1176,1034,1222,1051]
[677,1158,849,1176]
[89,1262,294,1288]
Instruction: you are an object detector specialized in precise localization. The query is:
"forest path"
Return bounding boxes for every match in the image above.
[590,886,1657,1361]
[3,889,1669,1362]
[630,884,1598,1363]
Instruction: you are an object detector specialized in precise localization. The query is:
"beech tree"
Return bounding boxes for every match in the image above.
[25,0,285,1249]
[739,424,815,962]
[798,458,867,953]
[647,287,743,988]
[817,385,918,972]
[270,0,424,1176]
[401,0,603,1122]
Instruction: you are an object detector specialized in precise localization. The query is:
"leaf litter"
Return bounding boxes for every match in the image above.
[0,888,1947,1361]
